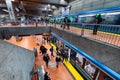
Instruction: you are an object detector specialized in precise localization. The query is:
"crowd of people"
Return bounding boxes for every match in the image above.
[32,35,68,80]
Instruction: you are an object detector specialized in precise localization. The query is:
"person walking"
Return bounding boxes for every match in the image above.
[43,54,50,67]
[56,46,59,55]
[36,38,39,46]
[40,45,47,55]
[63,17,67,30]
[55,56,61,68]
[44,72,51,80]
[50,46,54,57]
[67,17,71,30]
[93,14,102,35]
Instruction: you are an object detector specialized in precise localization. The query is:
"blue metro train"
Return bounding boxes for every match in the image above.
[51,33,120,80]
[56,6,120,34]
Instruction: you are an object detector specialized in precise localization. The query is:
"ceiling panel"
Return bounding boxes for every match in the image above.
[0,0,75,16]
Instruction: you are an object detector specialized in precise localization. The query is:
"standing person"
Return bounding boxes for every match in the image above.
[63,17,67,30]
[47,36,50,43]
[40,45,47,55]
[50,46,54,57]
[61,49,68,62]
[67,17,71,30]
[43,54,50,67]
[40,45,44,54]
[36,38,39,46]
[56,46,59,54]
[93,14,102,35]
[44,72,51,80]
[55,56,61,68]
[44,36,47,45]
[35,18,38,27]
[42,37,45,44]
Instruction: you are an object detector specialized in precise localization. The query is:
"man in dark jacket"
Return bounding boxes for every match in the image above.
[93,14,102,35]
[55,56,61,68]
[63,17,67,29]
[43,54,50,67]
[50,46,54,57]
[44,72,51,80]
[40,45,47,54]
[67,17,71,30]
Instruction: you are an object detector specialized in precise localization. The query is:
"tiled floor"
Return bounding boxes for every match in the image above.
[5,35,73,80]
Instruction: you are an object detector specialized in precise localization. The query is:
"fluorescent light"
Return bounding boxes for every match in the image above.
[44,7,47,10]
[105,12,120,15]
[78,13,105,17]
[48,15,52,17]
[79,14,96,17]
[47,4,50,8]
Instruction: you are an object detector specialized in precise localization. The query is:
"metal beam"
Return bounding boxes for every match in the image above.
[5,0,16,23]
[20,1,26,13]
[20,0,67,7]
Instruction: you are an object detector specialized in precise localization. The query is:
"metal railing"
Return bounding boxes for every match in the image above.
[0,22,119,47]
[0,22,53,27]
[54,23,120,47]
[31,65,45,80]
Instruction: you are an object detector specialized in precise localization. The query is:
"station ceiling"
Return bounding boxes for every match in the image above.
[0,0,74,16]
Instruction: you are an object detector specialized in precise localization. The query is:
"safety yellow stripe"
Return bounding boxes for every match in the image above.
[50,43,84,80]
[64,61,84,80]
[50,43,57,51]
[99,31,120,36]
[71,26,120,36]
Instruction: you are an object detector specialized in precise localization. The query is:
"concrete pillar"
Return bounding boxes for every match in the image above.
[5,0,16,23]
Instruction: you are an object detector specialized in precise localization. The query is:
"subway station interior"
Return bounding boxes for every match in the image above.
[0,0,120,80]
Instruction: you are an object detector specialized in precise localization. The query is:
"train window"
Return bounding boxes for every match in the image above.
[56,40,60,47]
[78,17,85,23]
[84,61,96,78]
[76,53,83,66]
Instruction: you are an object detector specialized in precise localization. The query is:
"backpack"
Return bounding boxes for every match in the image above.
[67,18,71,23]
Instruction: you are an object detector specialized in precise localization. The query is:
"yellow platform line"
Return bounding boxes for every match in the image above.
[71,26,120,36]
[64,61,84,80]
[50,43,84,80]
[50,43,57,51]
